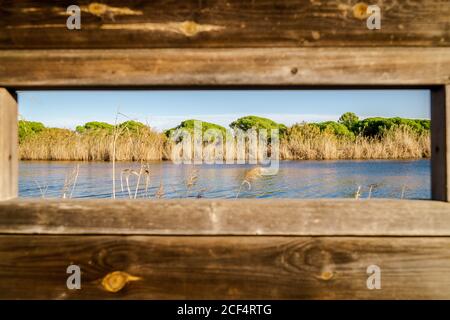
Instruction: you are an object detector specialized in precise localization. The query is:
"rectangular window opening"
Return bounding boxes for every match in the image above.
[17,89,432,200]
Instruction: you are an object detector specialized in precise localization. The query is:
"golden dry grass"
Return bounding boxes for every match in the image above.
[280,124,430,160]
[19,126,167,161]
[19,124,430,161]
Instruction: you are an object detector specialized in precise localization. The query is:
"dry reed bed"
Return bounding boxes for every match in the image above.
[19,125,430,161]
[280,125,430,160]
[20,127,167,161]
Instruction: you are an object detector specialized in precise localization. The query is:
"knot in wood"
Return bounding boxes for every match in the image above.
[352,2,369,20]
[101,271,141,293]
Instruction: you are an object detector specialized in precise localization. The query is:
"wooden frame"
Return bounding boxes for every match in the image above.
[431,86,450,201]
[0,0,450,299]
[0,89,17,201]
[1,51,449,200]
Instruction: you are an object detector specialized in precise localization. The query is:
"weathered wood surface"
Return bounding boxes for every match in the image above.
[431,85,450,201]
[0,199,449,235]
[0,88,17,201]
[1,48,450,87]
[0,235,449,299]
[0,0,448,302]
[0,0,449,49]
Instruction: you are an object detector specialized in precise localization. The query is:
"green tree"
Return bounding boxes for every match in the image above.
[338,112,359,132]
[18,120,45,143]
[118,120,145,132]
[76,121,114,133]
[164,119,227,143]
[317,121,355,139]
[229,116,287,136]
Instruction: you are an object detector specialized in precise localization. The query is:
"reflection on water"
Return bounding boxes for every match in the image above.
[19,159,430,199]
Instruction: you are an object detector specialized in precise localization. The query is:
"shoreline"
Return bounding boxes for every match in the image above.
[19,157,431,162]
[19,119,431,162]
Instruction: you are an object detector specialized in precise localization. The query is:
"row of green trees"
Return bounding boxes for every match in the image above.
[75,120,145,133]
[334,112,430,138]
[163,113,430,140]
[19,113,430,144]
[18,120,147,143]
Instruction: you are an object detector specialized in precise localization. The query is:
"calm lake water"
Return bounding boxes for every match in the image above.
[19,160,431,199]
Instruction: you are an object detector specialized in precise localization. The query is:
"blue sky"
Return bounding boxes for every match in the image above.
[18,90,430,132]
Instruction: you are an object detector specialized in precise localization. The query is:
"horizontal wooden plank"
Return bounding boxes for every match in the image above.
[0,235,449,299]
[0,0,449,48]
[1,199,449,236]
[1,48,450,87]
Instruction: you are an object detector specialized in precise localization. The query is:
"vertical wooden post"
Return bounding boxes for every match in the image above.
[0,88,18,201]
[431,85,450,202]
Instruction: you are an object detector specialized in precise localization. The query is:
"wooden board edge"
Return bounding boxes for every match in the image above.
[0,199,449,236]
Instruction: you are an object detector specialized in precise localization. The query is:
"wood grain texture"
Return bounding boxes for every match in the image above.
[0,88,17,201]
[0,0,449,49]
[1,199,449,236]
[0,0,448,302]
[0,235,449,299]
[1,48,450,87]
[431,85,450,201]
[446,85,450,201]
